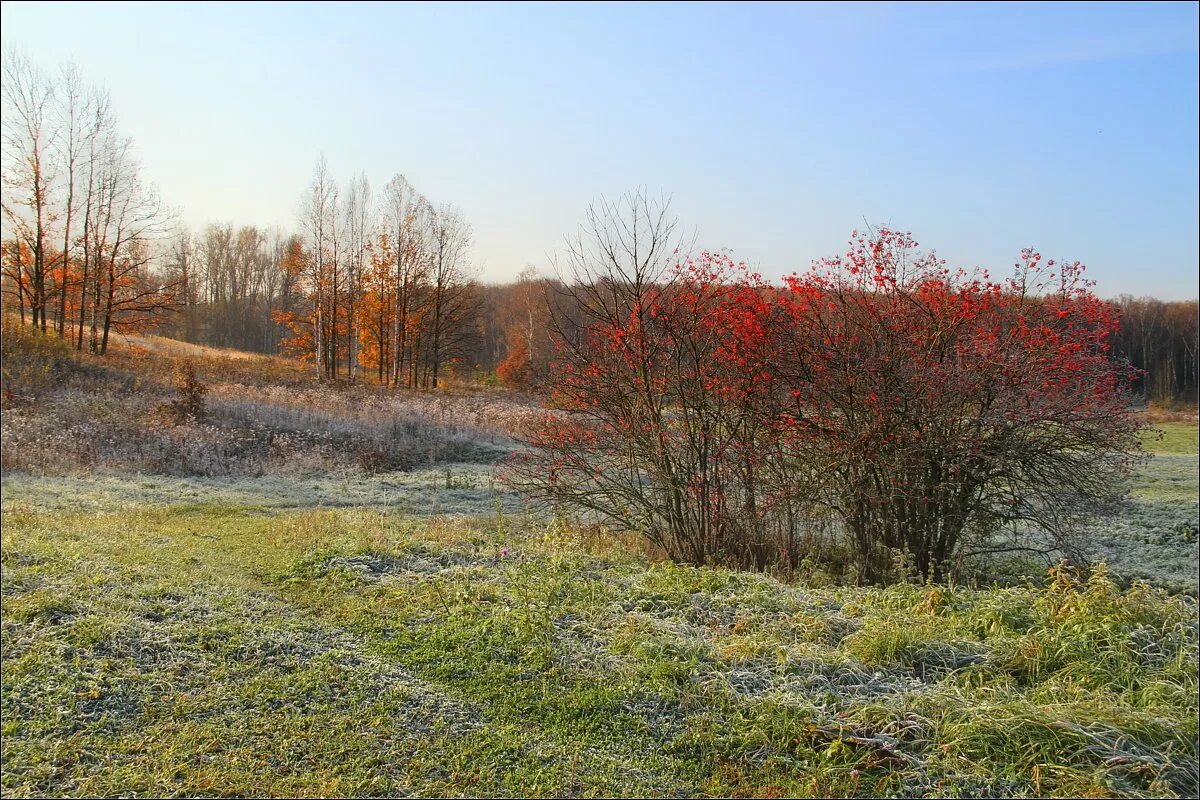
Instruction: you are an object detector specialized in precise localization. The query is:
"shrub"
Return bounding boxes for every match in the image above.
[157,360,208,423]
[507,201,1145,584]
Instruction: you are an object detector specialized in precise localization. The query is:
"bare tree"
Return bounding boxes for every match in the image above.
[74,90,113,350]
[300,157,337,377]
[380,174,427,387]
[93,136,174,352]
[1,51,57,331]
[423,203,474,388]
[1,239,31,321]
[342,172,371,382]
[49,63,88,335]
[163,226,198,340]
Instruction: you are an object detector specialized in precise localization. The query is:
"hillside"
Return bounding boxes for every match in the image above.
[3,326,1197,591]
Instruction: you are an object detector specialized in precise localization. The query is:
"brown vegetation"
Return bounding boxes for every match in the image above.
[1,319,538,477]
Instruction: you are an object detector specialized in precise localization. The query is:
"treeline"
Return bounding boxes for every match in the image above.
[0,53,556,387]
[278,163,480,389]
[159,225,300,354]
[1110,296,1199,403]
[153,199,560,391]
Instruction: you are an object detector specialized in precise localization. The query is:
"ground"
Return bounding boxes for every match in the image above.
[4,422,1196,592]
[1,329,1197,797]
[3,452,1198,797]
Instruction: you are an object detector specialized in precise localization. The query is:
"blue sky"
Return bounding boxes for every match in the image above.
[2,1,1197,297]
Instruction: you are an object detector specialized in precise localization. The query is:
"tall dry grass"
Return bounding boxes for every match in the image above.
[2,325,541,477]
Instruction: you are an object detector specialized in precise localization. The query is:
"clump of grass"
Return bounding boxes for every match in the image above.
[3,591,78,624]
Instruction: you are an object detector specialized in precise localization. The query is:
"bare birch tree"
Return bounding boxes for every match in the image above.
[1,52,57,331]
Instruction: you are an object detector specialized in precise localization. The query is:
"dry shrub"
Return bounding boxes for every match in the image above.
[153,361,208,424]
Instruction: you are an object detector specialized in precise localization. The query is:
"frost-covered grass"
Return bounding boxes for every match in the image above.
[0,464,519,516]
[5,423,1194,592]
[1,332,540,477]
[2,329,1197,795]
[1092,422,1199,594]
[3,500,1197,798]
[1,383,527,476]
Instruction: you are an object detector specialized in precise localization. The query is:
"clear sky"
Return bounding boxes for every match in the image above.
[2,1,1197,297]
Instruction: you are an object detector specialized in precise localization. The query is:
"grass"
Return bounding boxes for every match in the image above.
[1,327,540,477]
[1094,421,1200,594]
[1143,422,1200,457]
[3,497,1197,797]
[0,464,517,515]
[6,420,1194,592]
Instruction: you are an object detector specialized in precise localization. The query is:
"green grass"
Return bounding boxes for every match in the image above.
[1099,421,1199,593]
[3,498,1197,798]
[1141,421,1200,456]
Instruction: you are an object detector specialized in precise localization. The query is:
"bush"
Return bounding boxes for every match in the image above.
[154,360,208,424]
[508,209,1146,584]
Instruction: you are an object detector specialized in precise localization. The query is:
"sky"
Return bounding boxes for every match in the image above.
[2,1,1197,298]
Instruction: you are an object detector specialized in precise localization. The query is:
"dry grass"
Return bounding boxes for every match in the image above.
[1,326,541,478]
[1145,401,1200,425]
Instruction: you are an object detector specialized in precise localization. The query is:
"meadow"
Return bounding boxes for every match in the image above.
[1,329,1198,797]
[3,5,1198,795]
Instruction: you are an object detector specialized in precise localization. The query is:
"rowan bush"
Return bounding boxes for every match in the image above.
[506,216,1145,584]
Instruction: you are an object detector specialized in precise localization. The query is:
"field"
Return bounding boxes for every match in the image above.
[2,331,1198,797]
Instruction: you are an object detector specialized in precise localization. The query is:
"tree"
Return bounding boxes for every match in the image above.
[299,157,338,378]
[273,237,314,361]
[74,89,114,351]
[1,52,56,332]
[87,133,175,353]
[342,173,370,382]
[422,204,475,389]
[503,193,783,567]
[1111,296,1199,403]
[52,63,89,337]
[359,229,396,383]
[496,266,555,389]
[162,227,200,341]
[379,174,427,388]
[763,229,1144,582]
[1,239,32,321]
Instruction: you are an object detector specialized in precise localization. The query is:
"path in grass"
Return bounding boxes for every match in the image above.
[1097,421,1200,592]
[1,505,706,797]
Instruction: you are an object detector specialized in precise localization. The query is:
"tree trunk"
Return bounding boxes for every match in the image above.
[100,258,116,354]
